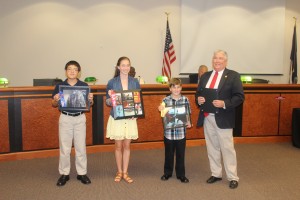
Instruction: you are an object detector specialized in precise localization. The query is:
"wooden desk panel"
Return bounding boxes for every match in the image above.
[242,93,279,136]
[103,98,111,144]
[279,93,300,135]
[22,99,60,150]
[22,98,93,151]
[0,100,9,153]
[185,94,204,139]
[2,84,300,153]
[135,95,164,142]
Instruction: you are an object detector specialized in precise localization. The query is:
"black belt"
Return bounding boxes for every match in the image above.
[62,111,83,117]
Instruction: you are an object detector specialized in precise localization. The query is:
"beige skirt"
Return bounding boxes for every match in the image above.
[106,116,139,140]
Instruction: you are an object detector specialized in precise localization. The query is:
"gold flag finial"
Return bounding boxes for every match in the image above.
[165,12,170,20]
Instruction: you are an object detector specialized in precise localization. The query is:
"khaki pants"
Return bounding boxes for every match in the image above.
[58,113,87,175]
[204,114,239,181]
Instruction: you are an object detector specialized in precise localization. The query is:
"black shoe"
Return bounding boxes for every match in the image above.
[229,180,238,189]
[161,174,172,181]
[56,175,69,186]
[206,176,222,184]
[77,175,91,184]
[177,176,189,183]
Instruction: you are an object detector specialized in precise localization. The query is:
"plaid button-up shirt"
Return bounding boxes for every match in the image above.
[162,95,191,140]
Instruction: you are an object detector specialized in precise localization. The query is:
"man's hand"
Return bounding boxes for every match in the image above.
[212,100,225,108]
[197,96,205,105]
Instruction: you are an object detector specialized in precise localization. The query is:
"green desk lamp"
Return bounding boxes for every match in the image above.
[156,76,169,84]
[240,76,252,84]
[84,77,97,85]
[0,77,9,87]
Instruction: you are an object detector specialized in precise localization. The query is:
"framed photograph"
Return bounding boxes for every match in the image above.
[111,89,144,120]
[162,103,191,130]
[58,85,90,111]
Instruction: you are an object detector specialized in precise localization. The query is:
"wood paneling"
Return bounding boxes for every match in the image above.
[135,95,164,142]
[0,100,9,153]
[22,98,60,150]
[22,98,93,151]
[279,93,300,135]
[242,93,280,136]
[103,98,112,144]
[2,84,300,154]
[86,111,93,145]
[185,94,205,139]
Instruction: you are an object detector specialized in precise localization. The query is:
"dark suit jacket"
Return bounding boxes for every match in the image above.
[195,68,244,129]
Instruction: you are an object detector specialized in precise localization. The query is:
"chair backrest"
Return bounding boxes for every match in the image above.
[189,73,198,83]
[33,78,62,86]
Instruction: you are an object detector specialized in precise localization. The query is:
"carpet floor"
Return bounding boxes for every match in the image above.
[0,142,300,200]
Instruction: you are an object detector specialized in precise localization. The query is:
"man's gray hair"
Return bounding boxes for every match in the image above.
[214,50,228,60]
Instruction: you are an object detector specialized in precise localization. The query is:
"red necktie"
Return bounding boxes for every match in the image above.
[209,72,218,88]
[204,72,218,117]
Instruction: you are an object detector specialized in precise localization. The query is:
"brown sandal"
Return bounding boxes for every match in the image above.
[114,172,122,182]
[123,172,133,183]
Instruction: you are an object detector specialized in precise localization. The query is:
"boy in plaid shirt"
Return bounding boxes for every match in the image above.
[158,78,192,183]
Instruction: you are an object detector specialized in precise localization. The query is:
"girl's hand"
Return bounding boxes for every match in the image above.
[108,90,114,97]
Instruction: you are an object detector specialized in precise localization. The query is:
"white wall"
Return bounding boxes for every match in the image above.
[181,0,286,75]
[0,0,299,86]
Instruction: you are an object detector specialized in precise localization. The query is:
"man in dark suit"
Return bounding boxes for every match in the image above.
[196,50,244,189]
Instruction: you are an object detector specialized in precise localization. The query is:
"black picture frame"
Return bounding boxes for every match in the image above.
[162,103,191,130]
[112,89,145,120]
[58,85,90,111]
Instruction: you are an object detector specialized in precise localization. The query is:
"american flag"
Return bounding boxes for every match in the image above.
[289,24,298,84]
[162,20,176,79]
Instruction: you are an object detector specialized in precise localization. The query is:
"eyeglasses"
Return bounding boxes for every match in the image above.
[67,68,79,72]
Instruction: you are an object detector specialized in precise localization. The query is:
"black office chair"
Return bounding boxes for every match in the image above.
[189,73,198,83]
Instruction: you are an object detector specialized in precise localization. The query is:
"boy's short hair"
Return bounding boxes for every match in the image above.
[168,78,182,88]
[65,60,81,72]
